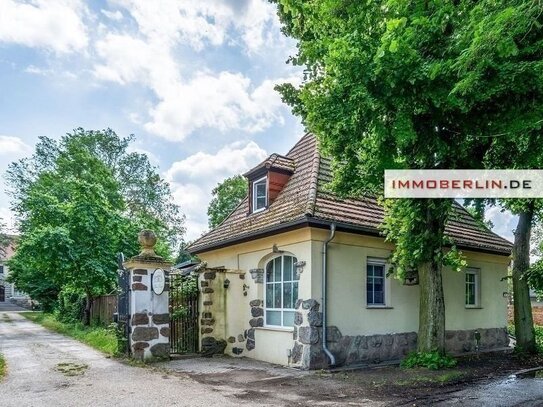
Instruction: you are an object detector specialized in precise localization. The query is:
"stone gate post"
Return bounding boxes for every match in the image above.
[123,230,171,361]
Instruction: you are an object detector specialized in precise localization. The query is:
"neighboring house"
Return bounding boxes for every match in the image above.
[0,236,27,304]
[188,133,513,370]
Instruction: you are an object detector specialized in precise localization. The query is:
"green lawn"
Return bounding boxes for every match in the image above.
[21,312,118,356]
[0,353,6,381]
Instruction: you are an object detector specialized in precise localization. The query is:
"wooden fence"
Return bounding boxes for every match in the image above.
[90,294,118,326]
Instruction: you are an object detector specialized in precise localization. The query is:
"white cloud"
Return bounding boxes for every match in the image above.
[165,140,267,239]
[91,0,297,141]
[108,0,278,52]
[101,9,123,21]
[0,135,31,155]
[145,73,296,141]
[0,0,88,53]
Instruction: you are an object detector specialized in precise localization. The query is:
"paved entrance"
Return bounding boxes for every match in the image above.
[0,302,26,312]
[0,312,260,407]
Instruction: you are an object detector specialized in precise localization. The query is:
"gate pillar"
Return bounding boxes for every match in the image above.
[123,230,172,361]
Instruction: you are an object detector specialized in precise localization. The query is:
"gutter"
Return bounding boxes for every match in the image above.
[322,223,336,366]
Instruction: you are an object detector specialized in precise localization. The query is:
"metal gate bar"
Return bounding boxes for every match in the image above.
[169,273,199,354]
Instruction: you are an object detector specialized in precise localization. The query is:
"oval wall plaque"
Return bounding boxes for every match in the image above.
[152,268,166,295]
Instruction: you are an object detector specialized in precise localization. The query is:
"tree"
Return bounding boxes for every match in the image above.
[0,219,8,260]
[7,145,133,322]
[6,129,184,322]
[7,128,184,252]
[484,135,543,353]
[207,175,247,229]
[271,0,543,353]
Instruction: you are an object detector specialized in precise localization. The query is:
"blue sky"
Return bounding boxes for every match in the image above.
[0,0,517,243]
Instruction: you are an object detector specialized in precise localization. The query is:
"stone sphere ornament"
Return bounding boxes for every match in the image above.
[138,229,157,257]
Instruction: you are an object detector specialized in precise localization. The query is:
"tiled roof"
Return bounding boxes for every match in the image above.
[243,153,295,176]
[189,134,513,256]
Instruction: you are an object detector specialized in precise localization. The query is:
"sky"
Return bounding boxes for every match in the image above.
[0,0,517,243]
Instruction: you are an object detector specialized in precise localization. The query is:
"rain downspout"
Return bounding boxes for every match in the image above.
[322,223,336,366]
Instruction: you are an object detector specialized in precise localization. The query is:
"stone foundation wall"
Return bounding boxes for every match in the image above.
[291,298,510,370]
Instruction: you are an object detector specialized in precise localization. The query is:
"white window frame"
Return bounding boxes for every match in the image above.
[264,255,298,328]
[366,258,389,308]
[465,267,481,308]
[252,176,267,213]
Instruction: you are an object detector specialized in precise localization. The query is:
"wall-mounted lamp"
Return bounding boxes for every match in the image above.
[294,261,306,278]
[223,278,230,289]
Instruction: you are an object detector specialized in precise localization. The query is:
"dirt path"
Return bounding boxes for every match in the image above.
[0,311,262,407]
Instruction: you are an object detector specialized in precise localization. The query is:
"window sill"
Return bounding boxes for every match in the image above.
[366,306,394,309]
[256,326,294,333]
[465,306,483,309]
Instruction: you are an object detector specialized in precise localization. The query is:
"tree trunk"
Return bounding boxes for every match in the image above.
[418,260,446,353]
[83,293,92,326]
[512,205,536,353]
[417,201,447,354]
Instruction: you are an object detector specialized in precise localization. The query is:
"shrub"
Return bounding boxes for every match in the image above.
[401,351,457,370]
[0,353,6,380]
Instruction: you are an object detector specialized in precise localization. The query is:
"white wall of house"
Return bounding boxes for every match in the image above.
[198,227,510,366]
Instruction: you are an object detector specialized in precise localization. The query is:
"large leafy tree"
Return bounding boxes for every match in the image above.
[484,132,543,353]
[207,175,247,229]
[7,145,132,322]
[272,0,543,353]
[7,128,184,250]
[6,129,184,321]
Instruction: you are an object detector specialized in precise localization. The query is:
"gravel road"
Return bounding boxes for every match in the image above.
[0,311,260,407]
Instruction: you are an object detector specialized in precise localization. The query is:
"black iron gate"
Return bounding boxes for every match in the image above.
[169,273,199,354]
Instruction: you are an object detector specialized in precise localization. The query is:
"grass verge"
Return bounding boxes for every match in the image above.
[21,312,118,356]
[0,353,6,380]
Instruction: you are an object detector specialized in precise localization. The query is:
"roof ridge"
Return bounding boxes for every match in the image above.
[304,136,320,217]
[286,132,314,157]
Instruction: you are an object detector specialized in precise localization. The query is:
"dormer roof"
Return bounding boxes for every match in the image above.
[243,153,295,178]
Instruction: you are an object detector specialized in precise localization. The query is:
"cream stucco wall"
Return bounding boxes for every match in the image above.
[198,229,313,366]
[198,226,510,365]
[309,228,510,336]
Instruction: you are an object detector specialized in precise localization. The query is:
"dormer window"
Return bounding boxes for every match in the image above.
[252,176,267,213]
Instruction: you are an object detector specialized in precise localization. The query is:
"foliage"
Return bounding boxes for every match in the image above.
[207,175,247,229]
[175,240,199,265]
[401,351,458,370]
[5,128,184,317]
[0,219,8,260]
[55,288,86,323]
[272,0,543,353]
[170,276,199,319]
[21,312,118,356]
[509,324,543,354]
[7,144,129,317]
[6,128,184,252]
[0,353,5,381]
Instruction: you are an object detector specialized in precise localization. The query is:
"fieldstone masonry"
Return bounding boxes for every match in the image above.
[291,298,509,369]
[123,230,171,361]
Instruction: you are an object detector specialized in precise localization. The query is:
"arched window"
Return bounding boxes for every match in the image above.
[264,255,299,327]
